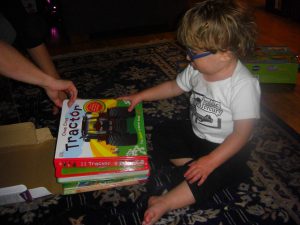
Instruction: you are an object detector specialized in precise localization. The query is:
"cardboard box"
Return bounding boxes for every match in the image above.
[0,122,62,198]
[243,46,298,84]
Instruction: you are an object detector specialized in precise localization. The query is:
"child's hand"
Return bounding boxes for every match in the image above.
[184,155,215,186]
[118,93,142,112]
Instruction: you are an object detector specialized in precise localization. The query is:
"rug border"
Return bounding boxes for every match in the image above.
[261,104,300,141]
[52,39,181,59]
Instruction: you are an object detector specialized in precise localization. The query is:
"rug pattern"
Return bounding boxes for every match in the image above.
[0,41,299,225]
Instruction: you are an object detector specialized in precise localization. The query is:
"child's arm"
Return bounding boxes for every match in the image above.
[184,119,255,186]
[120,80,184,111]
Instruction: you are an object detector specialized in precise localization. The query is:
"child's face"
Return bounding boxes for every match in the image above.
[187,49,236,80]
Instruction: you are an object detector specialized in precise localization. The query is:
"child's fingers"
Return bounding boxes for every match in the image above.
[128,103,136,112]
[184,167,199,181]
[184,163,197,177]
[116,96,127,100]
[187,174,202,184]
[117,95,132,101]
[197,175,207,186]
[142,210,155,225]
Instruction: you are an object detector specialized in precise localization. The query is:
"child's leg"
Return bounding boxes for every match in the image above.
[143,181,195,225]
[151,120,198,167]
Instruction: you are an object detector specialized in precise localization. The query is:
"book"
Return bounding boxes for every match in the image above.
[57,169,149,183]
[0,185,52,205]
[62,176,148,195]
[54,99,148,179]
[55,157,148,178]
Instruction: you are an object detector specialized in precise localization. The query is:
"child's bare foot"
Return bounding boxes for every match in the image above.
[142,196,171,225]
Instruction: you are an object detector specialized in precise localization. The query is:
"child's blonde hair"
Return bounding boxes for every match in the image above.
[177,0,257,57]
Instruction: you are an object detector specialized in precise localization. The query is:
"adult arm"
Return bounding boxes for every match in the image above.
[0,41,77,107]
[28,43,70,111]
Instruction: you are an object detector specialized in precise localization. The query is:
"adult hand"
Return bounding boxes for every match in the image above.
[44,78,78,108]
[118,93,142,112]
[184,155,216,186]
[51,91,68,115]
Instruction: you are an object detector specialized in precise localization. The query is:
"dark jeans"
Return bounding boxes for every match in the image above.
[151,120,252,204]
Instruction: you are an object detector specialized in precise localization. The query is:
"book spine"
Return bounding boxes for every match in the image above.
[54,156,148,169]
[55,165,149,178]
[54,157,149,178]
[63,178,147,195]
[57,169,150,183]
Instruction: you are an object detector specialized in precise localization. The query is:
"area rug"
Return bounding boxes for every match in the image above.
[0,40,299,225]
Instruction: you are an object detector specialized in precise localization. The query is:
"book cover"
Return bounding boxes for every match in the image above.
[55,99,148,178]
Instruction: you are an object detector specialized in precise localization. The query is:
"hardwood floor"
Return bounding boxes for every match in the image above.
[250,0,300,135]
[47,0,300,134]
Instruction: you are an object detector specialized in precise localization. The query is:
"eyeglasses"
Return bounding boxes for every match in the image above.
[187,48,212,61]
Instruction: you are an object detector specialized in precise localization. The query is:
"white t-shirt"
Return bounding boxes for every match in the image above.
[176,60,261,144]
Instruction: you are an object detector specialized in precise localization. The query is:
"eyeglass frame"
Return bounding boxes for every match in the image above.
[186,48,212,61]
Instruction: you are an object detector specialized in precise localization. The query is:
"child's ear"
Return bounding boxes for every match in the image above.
[220,51,234,61]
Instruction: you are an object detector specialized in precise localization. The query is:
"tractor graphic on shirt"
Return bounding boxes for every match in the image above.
[190,93,222,129]
[190,104,213,123]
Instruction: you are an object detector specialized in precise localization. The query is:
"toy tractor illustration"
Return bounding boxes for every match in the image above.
[81,107,137,146]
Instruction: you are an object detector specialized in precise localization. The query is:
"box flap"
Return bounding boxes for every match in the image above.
[36,127,54,143]
[0,123,62,194]
[0,122,37,148]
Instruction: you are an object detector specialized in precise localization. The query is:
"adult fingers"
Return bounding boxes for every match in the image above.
[66,85,78,107]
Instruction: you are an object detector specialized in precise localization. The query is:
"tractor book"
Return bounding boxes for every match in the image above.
[54,99,148,181]
[62,175,148,195]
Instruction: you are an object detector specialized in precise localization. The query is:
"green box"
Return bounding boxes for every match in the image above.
[243,46,298,84]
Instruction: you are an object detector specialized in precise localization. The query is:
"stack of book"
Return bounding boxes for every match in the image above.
[54,99,149,194]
